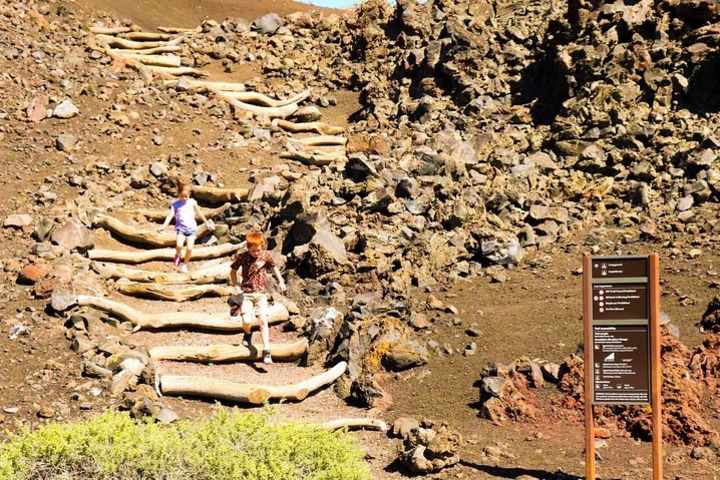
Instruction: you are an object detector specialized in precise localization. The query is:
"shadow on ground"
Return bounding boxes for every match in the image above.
[459,459,583,480]
[385,457,584,479]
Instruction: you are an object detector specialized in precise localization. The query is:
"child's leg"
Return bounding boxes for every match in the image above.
[240,297,254,335]
[183,234,196,265]
[175,231,185,256]
[258,294,270,351]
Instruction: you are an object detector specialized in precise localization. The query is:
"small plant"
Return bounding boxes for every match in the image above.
[0,408,371,480]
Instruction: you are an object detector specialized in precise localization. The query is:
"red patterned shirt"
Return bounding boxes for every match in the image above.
[230,251,276,293]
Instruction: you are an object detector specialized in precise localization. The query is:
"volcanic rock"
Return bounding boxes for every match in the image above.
[18,261,51,284]
[252,13,283,35]
[399,422,462,474]
[3,214,32,228]
[382,339,428,371]
[52,99,79,119]
[51,220,94,252]
[56,133,78,152]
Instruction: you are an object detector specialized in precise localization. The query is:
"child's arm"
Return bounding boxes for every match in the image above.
[272,265,287,293]
[195,203,214,230]
[158,207,174,232]
[230,266,242,294]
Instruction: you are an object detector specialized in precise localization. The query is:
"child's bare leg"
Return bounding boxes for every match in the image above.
[258,294,270,351]
[175,232,185,256]
[241,299,253,335]
[183,234,196,265]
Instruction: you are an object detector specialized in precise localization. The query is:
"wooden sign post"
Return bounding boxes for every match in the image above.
[582,254,662,480]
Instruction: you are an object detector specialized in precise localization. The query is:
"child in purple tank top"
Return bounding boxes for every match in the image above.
[159,182,214,273]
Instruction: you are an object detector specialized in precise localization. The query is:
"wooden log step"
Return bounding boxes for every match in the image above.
[192,186,249,204]
[221,90,310,108]
[272,119,345,135]
[88,242,242,264]
[159,361,347,404]
[117,282,234,301]
[290,135,347,146]
[94,34,184,50]
[121,32,175,41]
[92,261,231,284]
[280,143,346,166]
[76,295,288,331]
[164,79,247,92]
[94,214,211,247]
[157,26,201,34]
[111,52,182,68]
[89,26,136,35]
[110,45,183,56]
[149,338,308,362]
[214,91,298,119]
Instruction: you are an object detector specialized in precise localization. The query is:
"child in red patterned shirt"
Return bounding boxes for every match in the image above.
[230,232,286,364]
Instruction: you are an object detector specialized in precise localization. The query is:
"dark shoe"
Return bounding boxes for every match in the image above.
[227,294,245,308]
[263,350,273,364]
[242,331,252,347]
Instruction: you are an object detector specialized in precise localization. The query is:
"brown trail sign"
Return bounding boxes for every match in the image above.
[582,254,662,480]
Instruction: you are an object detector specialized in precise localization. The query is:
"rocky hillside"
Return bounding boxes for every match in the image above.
[196,0,720,401]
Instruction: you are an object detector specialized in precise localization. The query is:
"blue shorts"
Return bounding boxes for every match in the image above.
[176,228,197,238]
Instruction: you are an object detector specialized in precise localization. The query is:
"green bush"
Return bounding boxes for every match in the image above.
[0,408,371,480]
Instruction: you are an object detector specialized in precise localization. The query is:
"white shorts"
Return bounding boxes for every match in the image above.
[241,293,268,323]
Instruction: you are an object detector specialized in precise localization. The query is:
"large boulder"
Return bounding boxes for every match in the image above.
[34,217,54,241]
[382,339,428,371]
[474,231,524,266]
[252,13,284,35]
[292,219,349,277]
[390,417,420,439]
[309,229,348,265]
[284,211,325,251]
[33,277,58,299]
[305,307,343,364]
[275,177,316,225]
[122,384,162,418]
[344,155,378,182]
[326,309,381,385]
[363,187,392,212]
[51,283,77,312]
[26,93,48,122]
[399,422,462,474]
[51,220,94,252]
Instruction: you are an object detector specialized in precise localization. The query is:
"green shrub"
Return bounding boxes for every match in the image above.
[0,408,371,480]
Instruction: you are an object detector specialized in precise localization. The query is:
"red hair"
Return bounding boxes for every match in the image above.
[246,232,265,248]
